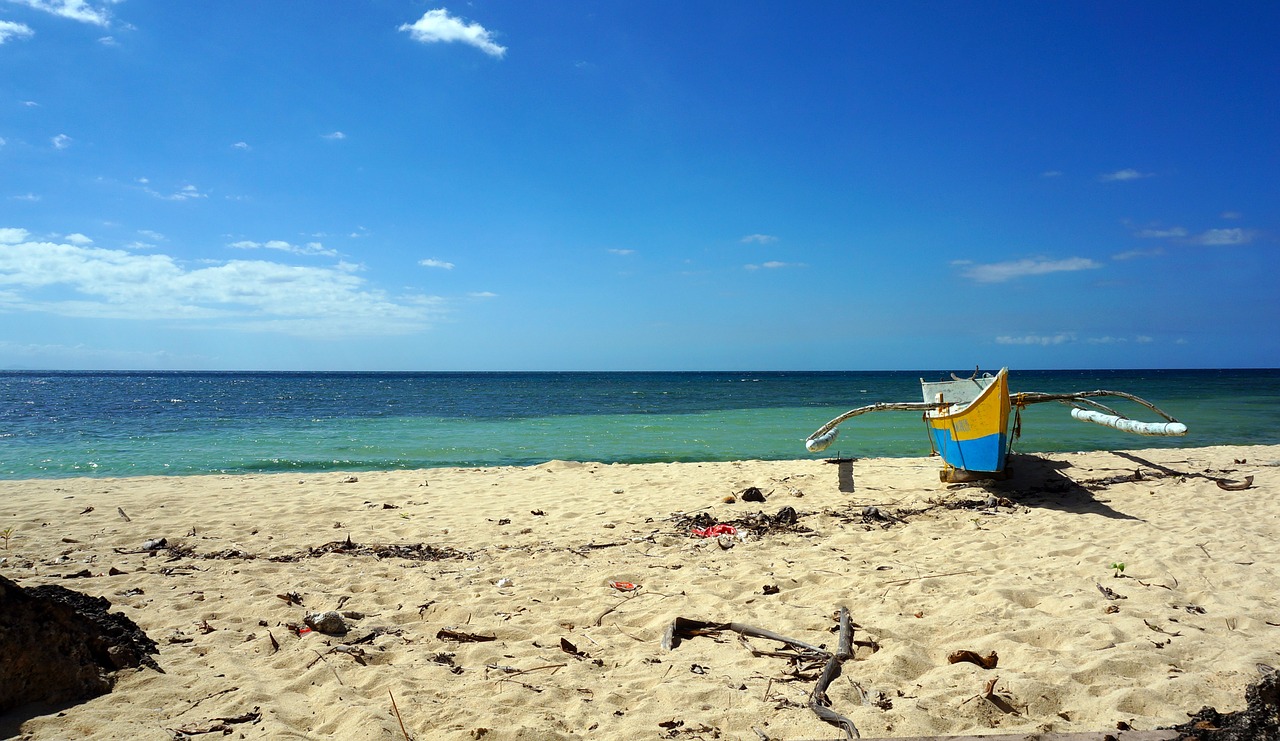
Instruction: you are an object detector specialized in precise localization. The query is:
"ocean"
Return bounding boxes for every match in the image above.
[2,369,1277,479]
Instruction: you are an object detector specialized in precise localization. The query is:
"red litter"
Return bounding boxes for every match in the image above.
[691,524,737,538]
[609,581,639,591]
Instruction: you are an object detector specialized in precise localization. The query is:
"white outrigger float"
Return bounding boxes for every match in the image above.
[805,368,1188,482]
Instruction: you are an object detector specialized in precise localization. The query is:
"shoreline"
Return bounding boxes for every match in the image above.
[3,444,1277,739]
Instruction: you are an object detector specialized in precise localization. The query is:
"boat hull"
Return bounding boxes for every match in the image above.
[925,368,1010,474]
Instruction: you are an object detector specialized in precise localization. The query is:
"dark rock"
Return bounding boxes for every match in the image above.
[1165,671,1280,740]
[0,574,160,713]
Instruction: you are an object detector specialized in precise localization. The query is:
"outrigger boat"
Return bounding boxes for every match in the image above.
[804,368,1187,482]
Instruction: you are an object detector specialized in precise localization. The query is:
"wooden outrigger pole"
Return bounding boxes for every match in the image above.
[805,369,1187,480]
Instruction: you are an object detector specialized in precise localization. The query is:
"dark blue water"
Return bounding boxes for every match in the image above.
[2,369,1277,479]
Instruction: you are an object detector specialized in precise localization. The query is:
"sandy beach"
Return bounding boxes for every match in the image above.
[2,444,1277,740]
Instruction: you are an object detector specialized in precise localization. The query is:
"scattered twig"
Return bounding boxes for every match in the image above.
[594,591,654,626]
[883,569,981,586]
[117,507,132,522]
[180,686,238,714]
[436,628,496,642]
[388,690,412,741]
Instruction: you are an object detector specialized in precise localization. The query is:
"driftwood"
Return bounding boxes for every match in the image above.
[663,607,860,739]
[1216,475,1254,491]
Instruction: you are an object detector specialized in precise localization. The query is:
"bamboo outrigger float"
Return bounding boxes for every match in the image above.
[805,368,1187,482]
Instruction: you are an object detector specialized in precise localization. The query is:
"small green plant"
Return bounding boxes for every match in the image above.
[1109,561,1126,578]
[1,527,13,550]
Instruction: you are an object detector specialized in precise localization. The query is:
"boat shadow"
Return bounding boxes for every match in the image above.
[982,453,1143,520]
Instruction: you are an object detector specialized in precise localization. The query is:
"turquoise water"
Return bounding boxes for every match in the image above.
[1,369,1277,479]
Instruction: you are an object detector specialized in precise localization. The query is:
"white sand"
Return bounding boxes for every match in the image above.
[2,445,1277,740]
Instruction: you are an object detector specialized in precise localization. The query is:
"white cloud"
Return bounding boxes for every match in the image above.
[63,232,92,245]
[51,133,72,149]
[419,258,455,270]
[399,8,507,58]
[1112,248,1163,261]
[0,340,210,367]
[607,248,635,256]
[1192,228,1252,246]
[468,291,497,299]
[232,141,250,150]
[959,257,1101,283]
[0,20,35,43]
[137,229,165,241]
[744,260,804,270]
[321,131,346,140]
[229,239,337,257]
[1099,168,1152,182]
[1135,227,1187,239]
[0,228,31,244]
[996,333,1076,346]
[8,0,112,26]
[1220,211,1242,220]
[12,193,41,202]
[740,234,777,245]
[144,183,206,201]
[0,235,438,337]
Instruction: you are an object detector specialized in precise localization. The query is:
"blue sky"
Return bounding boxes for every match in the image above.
[1,1,1276,370]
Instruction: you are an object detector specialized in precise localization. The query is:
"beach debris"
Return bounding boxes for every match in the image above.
[1217,475,1254,491]
[723,495,737,503]
[1096,582,1128,600]
[559,637,602,666]
[117,507,131,522]
[662,607,860,740]
[278,537,465,562]
[495,578,514,588]
[277,591,304,606]
[142,538,167,551]
[168,707,262,737]
[437,628,496,643]
[304,611,349,636]
[609,580,639,591]
[947,649,999,669]
[330,644,368,665]
[340,476,358,484]
[691,523,737,538]
[1144,619,1182,637]
[78,507,94,514]
[530,509,546,516]
[763,584,780,595]
[959,675,1022,715]
[741,486,767,503]
[0,574,160,713]
[717,534,736,549]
